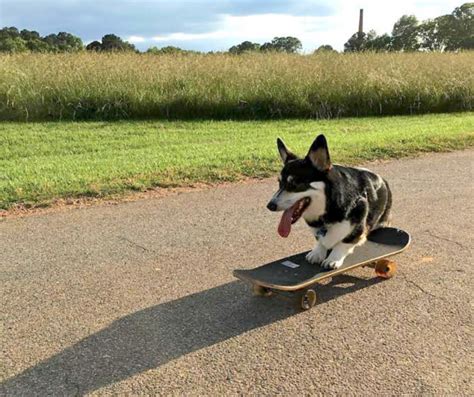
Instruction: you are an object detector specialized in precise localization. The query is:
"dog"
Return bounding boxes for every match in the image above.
[266,134,392,270]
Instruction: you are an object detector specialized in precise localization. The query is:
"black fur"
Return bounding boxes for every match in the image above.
[278,135,392,242]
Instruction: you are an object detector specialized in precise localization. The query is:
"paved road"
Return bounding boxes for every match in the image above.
[1,151,473,396]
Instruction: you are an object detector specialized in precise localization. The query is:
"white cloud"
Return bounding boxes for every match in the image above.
[139,1,463,51]
[152,32,225,42]
[151,13,334,50]
[127,35,146,43]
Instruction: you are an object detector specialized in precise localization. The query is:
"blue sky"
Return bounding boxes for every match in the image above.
[0,0,461,51]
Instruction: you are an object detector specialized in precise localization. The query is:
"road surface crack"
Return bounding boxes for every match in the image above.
[400,273,446,301]
[423,230,467,250]
[118,236,152,252]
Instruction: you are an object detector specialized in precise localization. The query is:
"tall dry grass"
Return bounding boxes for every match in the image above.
[0,51,472,121]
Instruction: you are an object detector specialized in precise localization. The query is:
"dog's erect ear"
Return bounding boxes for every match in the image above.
[307,134,331,171]
[277,138,297,164]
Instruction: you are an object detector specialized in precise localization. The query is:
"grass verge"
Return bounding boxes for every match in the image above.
[1,113,473,209]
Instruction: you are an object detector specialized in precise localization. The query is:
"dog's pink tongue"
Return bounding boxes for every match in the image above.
[278,206,295,238]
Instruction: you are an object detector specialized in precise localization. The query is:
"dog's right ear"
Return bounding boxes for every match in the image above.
[277,138,297,164]
[307,134,331,171]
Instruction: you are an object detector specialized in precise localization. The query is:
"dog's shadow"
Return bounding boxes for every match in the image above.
[2,274,381,396]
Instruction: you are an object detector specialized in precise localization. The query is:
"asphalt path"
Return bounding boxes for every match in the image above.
[1,150,473,395]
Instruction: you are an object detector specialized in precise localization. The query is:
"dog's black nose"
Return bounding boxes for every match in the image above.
[267,201,278,211]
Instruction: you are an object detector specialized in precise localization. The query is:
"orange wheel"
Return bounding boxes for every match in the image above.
[301,289,317,310]
[375,259,397,279]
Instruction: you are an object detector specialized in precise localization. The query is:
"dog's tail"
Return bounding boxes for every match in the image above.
[375,178,392,228]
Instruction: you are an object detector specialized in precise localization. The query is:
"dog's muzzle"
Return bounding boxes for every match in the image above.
[266,201,278,211]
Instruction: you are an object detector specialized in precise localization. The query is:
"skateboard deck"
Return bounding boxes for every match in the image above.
[233,227,410,294]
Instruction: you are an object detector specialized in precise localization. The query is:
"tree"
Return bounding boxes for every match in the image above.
[147,45,184,54]
[391,15,420,51]
[0,36,28,52]
[417,19,446,51]
[44,32,83,52]
[228,41,260,54]
[344,32,368,52]
[100,34,136,52]
[1,27,52,52]
[260,42,274,52]
[0,27,20,39]
[366,33,393,52]
[314,44,336,53]
[20,29,40,41]
[25,38,52,52]
[344,30,392,52]
[438,2,474,50]
[86,40,102,51]
[261,36,302,53]
[85,34,136,52]
[146,46,160,54]
[451,2,474,49]
[417,3,473,51]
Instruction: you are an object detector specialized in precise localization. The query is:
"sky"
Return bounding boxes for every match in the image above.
[0,0,462,52]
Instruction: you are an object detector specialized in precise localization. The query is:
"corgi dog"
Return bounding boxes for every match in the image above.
[267,134,392,269]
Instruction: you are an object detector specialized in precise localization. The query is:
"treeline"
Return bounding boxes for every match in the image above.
[0,28,84,53]
[0,3,472,54]
[230,3,474,53]
[229,37,302,54]
[0,29,138,53]
[344,2,473,52]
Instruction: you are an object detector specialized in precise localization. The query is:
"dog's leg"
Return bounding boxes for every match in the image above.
[321,242,357,270]
[321,228,367,270]
[317,221,354,269]
[319,199,368,269]
[306,241,327,264]
[318,220,354,250]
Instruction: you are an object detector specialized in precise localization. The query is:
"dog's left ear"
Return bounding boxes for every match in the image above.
[277,138,297,164]
[307,134,331,171]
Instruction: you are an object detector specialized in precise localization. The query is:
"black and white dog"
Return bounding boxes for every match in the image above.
[267,134,392,270]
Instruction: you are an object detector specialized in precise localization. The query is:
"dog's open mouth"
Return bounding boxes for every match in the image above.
[278,197,311,238]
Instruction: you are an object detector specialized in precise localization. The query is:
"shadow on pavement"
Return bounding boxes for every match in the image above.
[2,275,382,395]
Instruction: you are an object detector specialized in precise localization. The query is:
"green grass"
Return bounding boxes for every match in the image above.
[1,52,473,121]
[1,113,473,209]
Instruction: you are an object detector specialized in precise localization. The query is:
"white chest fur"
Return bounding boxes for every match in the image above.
[302,182,326,222]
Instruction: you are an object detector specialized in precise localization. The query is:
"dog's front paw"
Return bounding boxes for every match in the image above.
[306,245,327,265]
[321,258,344,270]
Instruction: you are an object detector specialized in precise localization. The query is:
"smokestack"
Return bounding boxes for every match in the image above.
[358,9,364,34]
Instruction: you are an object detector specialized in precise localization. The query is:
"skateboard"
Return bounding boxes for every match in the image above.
[233,227,410,310]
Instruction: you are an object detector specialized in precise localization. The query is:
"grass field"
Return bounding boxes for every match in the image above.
[1,52,473,121]
[1,113,473,209]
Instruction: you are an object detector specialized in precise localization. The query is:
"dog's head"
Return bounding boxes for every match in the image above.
[267,134,331,237]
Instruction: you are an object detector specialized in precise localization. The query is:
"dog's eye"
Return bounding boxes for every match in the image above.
[288,179,308,192]
[286,180,299,190]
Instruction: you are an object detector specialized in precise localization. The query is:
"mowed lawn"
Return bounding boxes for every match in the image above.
[1,113,473,209]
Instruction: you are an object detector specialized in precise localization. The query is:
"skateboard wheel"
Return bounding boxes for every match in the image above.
[253,284,273,297]
[301,289,317,310]
[375,259,397,279]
